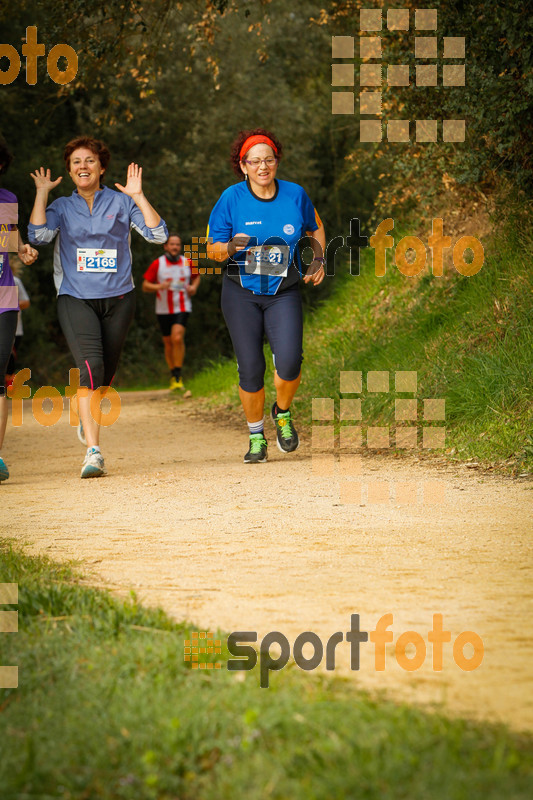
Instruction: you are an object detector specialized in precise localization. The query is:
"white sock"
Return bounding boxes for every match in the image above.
[87,446,101,454]
[247,418,264,436]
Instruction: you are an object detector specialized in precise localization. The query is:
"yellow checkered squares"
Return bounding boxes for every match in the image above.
[340,426,362,450]
[183,237,220,274]
[395,371,417,393]
[367,371,389,392]
[360,120,382,142]
[0,583,18,603]
[423,481,446,504]
[415,37,437,58]
[443,119,466,142]
[340,399,362,420]
[332,64,354,86]
[387,65,410,86]
[415,9,438,30]
[395,398,418,421]
[332,36,354,58]
[1,582,18,687]
[387,120,410,142]
[313,371,447,505]
[416,65,437,86]
[360,9,382,31]
[184,631,222,670]
[360,37,381,59]
[360,91,382,115]
[416,119,438,142]
[312,425,335,451]
[340,371,362,394]
[367,427,390,449]
[443,37,465,58]
[332,92,354,115]
[312,397,335,420]
[387,9,409,30]
[443,65,465,86]
[360,64,382,86]
[424,398,445,420]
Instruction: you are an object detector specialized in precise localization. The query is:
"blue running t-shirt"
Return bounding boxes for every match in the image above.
[207,179,320,295]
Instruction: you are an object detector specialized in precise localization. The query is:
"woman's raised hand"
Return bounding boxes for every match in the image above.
[30,168,62,193]
[115,163,143,199]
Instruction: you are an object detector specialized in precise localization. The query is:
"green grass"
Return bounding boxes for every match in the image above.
[1,543,533,799]
[185,218,533,472]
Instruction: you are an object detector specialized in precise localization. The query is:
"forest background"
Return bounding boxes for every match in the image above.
[1,0,531,389]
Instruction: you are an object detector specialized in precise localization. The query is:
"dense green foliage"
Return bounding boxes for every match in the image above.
[2,543,533,799]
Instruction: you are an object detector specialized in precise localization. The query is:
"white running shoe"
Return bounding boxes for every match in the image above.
[81,448,107,479]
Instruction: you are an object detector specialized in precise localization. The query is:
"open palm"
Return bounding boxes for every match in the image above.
[115,163,143,197]
[30,168,63,192]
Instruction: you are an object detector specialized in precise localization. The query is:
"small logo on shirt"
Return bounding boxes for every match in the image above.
[106,214,115,219]
[245,221,262,225]
[283,223,295,235]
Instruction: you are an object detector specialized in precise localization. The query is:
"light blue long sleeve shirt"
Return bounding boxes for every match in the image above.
[28,185,168,299]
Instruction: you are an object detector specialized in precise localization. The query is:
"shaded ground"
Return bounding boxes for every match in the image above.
[2,390,532,730]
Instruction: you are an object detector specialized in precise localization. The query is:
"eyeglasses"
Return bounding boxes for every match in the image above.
[245,157,278,168]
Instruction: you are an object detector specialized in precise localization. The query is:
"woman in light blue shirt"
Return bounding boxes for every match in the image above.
[29,136,168,478]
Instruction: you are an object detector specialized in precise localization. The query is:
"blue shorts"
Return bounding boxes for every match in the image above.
[221,275,303,393]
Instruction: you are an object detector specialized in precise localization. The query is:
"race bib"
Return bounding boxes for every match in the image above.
[170,277,188,291]
[244,245,290,277]
[77,248,118,272]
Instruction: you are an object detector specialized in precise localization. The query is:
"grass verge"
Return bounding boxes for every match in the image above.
[1,542,532,799]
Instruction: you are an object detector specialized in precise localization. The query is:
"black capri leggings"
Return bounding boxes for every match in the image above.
[57,291,136,389]
[221,276,303,393]
[0,311,17,395]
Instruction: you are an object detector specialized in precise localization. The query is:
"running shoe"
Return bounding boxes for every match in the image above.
[77,418,87,446]
[244,434,268,464]
[0,456,9,482]
[81,448,107,479]
[170,377,184,391]
[271,403,299,453]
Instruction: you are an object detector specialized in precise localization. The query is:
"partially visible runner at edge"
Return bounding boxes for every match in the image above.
[0,139,38,484]
[206,128,325,463]
[142,233,200,391]
[28,136,168,479]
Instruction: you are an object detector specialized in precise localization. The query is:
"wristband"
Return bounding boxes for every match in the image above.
[312,256,325,264]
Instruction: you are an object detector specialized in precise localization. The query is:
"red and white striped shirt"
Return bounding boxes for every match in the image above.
[143,255,198,314]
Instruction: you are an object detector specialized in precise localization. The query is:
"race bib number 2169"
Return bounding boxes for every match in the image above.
[77,248,118,272]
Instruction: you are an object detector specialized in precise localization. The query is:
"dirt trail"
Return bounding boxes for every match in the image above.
[2,390,532,731]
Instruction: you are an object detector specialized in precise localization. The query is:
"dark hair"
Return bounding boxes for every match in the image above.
[166,233,182,241]
[229,128,283,177]
[0,139,13,176]
[63,137,111,175]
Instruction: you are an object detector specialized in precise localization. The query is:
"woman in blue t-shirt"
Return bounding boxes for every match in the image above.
[207,128,326,464]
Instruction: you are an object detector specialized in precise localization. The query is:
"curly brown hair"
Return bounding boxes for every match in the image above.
[63,137,111,176]
[229,128,283,177]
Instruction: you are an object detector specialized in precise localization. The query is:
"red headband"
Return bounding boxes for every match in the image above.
[239,134,278,161]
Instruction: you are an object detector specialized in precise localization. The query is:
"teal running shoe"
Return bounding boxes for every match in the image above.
[244,434,268,464]
[0,455,9,482]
